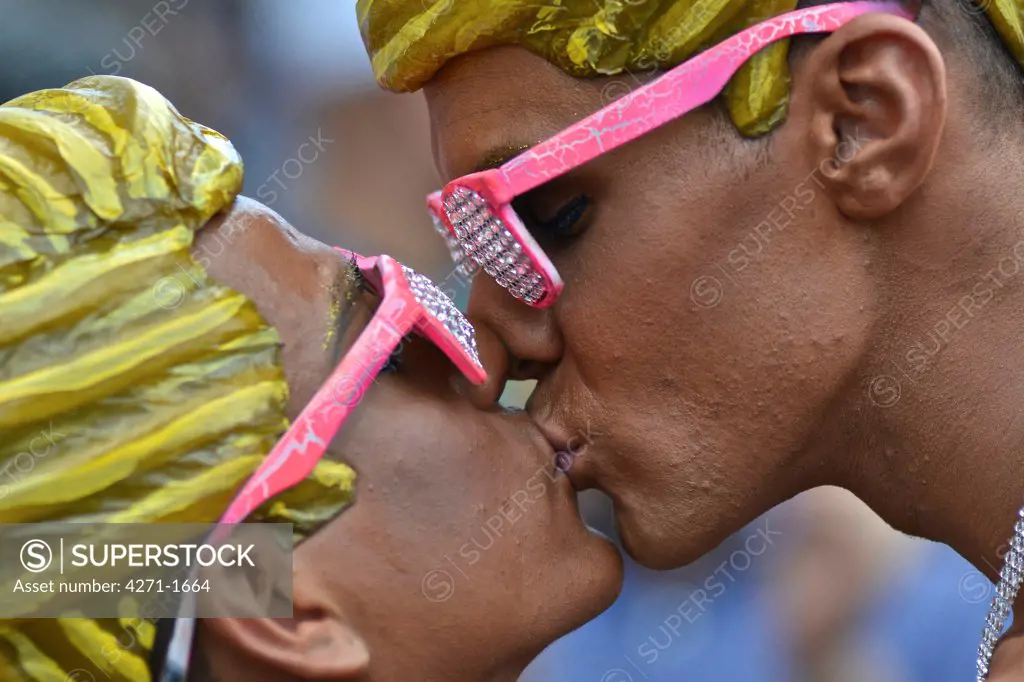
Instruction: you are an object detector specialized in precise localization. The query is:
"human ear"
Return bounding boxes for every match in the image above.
[789,12,947,219]
[201,552,369,678]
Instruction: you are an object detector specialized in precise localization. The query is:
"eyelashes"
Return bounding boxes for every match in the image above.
[381,348,403,373]
[539,194,590,238]
[344,267,406,375]
[515,193,592,240]
[380,333,414,373]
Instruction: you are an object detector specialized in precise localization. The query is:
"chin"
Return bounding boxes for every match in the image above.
[614,506,705,571]
[514,537,622,673]
[571,533,625,625]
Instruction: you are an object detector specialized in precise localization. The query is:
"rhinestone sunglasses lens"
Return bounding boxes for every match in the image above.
[400,263,482,368]
[443,187,546,305]
[429,205,478,278]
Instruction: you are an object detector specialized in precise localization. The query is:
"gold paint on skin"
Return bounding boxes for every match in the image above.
[480,143,534,172]
[324,258,361,353]
[324,283,344,352]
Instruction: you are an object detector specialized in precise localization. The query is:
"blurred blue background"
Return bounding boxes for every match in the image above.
[0,2,993,679]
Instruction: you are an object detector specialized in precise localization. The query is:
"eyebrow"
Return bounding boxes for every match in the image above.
[473,143,533,174]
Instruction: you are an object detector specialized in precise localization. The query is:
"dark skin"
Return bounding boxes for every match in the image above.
[425,14,1024,678]
[186,197,622,682]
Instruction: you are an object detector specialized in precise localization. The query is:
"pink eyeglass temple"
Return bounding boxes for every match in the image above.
[160,250,486,682]
[216,249,484,524]
[436,1,915,309]
[494,1,914,199]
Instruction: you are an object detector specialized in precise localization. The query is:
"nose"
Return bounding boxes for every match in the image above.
[465,273,564,408]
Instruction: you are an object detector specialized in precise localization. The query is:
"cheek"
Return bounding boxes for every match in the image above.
[339,383,517,529]
[557,160,739,385]
[559,159,872,445]
[278,311,335,416]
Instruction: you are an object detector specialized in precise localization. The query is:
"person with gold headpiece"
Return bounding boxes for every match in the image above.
[359,0,1024,678]
[0,75,622,682]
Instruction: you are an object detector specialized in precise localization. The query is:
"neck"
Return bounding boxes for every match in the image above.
[838,365,1024,676]
[829,175,1024,578]
[826,204,1024,654]
[847,393,1024,585]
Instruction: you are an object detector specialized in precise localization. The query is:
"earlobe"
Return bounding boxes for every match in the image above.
[792,13,947,220]
[202,565,370,679]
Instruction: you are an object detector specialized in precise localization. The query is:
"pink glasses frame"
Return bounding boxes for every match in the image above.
[430,1,916,308]
[219,249,485,524]
[159,251,485,682]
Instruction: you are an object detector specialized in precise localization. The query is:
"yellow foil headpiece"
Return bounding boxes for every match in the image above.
[358,0,1024,136]
[0,76,355,682]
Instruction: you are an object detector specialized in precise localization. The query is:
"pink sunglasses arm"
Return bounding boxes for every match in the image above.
[218,294,415,523]
[499,1,912,197]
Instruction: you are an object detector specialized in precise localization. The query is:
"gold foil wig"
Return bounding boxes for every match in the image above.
[357,0,1024,136]
[0,76,355,682]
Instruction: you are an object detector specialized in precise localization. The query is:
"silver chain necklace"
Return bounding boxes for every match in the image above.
[976,507,1024,680]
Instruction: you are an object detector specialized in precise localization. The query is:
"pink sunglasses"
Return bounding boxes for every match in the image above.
[429,190,478,278]
[429,0,916,308]
[220,249,484,524]
[158,251,484,681]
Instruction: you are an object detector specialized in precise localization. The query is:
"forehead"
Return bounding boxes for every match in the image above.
[199,199,345,302]
[194,199,357,413]
[424,47,609,180]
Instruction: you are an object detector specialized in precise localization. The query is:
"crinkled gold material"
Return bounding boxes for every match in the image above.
[985,0,1024,66]
[356,0,797,135]
[359,0,1024,137]
[0,76,355,682]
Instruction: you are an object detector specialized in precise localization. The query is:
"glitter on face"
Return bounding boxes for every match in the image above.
[323,259,360,354]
